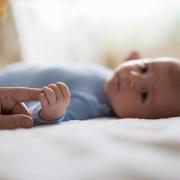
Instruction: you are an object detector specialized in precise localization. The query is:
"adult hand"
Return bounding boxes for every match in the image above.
[0,87,41,129]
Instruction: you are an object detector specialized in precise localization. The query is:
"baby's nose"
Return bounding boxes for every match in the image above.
[128,71,141,87]
[120,70,141,91]
[120,71,140,91]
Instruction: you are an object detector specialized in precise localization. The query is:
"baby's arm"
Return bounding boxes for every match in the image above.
[39,82,71,121]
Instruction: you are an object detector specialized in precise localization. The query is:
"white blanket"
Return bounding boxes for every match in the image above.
[0,117,180,180]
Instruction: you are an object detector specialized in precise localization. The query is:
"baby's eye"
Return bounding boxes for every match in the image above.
[140,64,148,74]
[140,88,148,103]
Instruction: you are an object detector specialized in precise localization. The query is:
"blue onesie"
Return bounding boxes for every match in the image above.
[0,63,114,126]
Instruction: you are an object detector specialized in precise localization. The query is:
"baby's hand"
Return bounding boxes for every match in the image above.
[39,82,71,121]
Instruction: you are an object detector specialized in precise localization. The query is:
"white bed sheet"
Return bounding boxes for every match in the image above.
[0,117,180,180]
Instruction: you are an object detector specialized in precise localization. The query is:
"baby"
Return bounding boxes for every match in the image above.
[0,51,180,126]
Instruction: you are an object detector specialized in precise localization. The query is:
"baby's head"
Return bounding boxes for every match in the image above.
[104,55,180,119]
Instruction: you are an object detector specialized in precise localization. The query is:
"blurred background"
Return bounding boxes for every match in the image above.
[1,0,180,68]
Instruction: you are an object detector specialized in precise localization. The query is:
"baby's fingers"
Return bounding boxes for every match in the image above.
[43,87,56,104]
[39,93,48,108]
[56,82,70,101]
[48,84,61,102]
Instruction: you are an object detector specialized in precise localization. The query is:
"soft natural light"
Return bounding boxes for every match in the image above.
[36,1,77,32]
[11,0,180,64]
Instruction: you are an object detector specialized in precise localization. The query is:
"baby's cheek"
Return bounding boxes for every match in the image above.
[113,94,135,117]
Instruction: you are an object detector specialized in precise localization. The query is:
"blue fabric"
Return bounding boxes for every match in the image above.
[0,63,113,126]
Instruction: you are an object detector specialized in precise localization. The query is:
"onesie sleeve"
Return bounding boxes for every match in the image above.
[28,102,65,126]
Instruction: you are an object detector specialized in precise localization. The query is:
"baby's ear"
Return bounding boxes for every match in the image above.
[124,50,142,61]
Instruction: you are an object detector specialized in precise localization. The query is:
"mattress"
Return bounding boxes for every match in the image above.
[0,117,180,180]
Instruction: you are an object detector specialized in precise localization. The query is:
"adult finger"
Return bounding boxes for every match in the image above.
[0,87,42,102]
[0,114,33,129]
[11,102,30,116]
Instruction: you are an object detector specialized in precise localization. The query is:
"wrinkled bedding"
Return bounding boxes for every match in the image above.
[0,117,180,180]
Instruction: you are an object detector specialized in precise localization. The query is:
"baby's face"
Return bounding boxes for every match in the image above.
[104,57,180,118]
